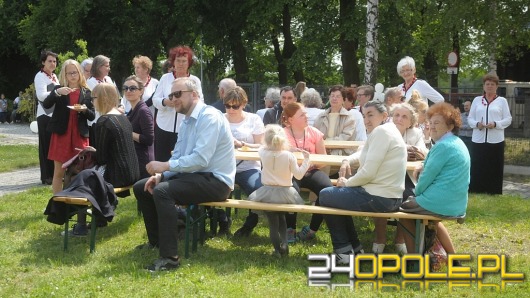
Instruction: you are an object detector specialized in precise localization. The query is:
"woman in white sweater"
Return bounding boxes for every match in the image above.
[319,101,407,265]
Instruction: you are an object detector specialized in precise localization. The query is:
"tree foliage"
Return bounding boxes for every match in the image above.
[0,0,528,99]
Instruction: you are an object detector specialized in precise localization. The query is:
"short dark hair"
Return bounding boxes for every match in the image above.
[280,86,297,99]
[168,46,194,69]
[482,73,499,85]
[328,85,347,99]
[40,50,58,63]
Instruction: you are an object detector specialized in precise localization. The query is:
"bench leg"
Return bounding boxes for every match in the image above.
[396,219,426,254]
[63,205,71,251]
[184,206,192,258]
[89,208,97,253]
[415,219,426,254]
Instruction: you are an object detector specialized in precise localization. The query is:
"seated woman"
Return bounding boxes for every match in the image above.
[400,102,470,254]
[54,83,140,236]
[319,101,407,264]
[300,88,324,127]
[283,102,332,242]
[409,90,431,148]
[314,85,359,157]
[372,103,428,254]
[222,86,265,237]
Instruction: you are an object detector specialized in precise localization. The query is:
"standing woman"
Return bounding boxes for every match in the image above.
[123,75,154,179]
[224,87,265,237]
[121,56,159,116]
[34,50,60,185]
[467,73,512,194]
[282,102,333,243]
[80,58,93,80]
[152,46,203,161]
[87,55,117,146]
[43,59,95,194]
[397,56,444,104]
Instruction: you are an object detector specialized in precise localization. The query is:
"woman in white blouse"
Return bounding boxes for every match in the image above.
[34,50,60,185]
[467,73,512,194]
[397,56,444,104]
[152,45,203,161]
[225,87,265,237]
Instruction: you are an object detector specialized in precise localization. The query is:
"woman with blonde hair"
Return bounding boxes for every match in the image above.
[92,83,139,189]
[43,59,95,194]
[409,90,431,147]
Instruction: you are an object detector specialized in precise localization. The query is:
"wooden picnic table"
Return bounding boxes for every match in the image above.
[323,140,364,150]
[234,149,422,171]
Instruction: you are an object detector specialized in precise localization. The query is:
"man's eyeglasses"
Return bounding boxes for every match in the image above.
[224,104,241,110]
[122,86,140,92]
[168,90,193,99]
[357,93,368,98]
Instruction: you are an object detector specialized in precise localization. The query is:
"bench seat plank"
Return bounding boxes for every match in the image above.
[200,199,440,221]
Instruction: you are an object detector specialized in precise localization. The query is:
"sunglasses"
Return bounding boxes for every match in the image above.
[168,90,193,99]
[122,86,139,92]
[224,104,241,110]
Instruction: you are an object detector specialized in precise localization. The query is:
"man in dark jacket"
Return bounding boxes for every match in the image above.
[262,86,297,125]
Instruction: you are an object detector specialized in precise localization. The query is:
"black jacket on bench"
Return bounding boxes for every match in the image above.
[44,169,117,225]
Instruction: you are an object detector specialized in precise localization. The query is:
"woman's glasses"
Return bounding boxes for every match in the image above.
[66,71,79,76]
[224,104,241,110]
[122,86,139,92]
[168,90,193,99]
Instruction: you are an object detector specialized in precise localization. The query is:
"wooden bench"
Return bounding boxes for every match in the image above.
[52,185,133,253]
[183,199,450,258]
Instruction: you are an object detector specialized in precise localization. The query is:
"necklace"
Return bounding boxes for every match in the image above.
[144,76,151,87]
[482,95,497,106]
[41,69,57,83]
[402,76,417,95]
[290,127,305,149]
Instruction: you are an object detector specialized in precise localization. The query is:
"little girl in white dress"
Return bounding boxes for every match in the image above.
[248,124,310,257]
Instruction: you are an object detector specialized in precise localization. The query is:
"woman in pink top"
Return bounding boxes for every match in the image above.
[282,102,333,243]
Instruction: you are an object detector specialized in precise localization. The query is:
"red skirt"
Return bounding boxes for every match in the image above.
[48,90,89,163]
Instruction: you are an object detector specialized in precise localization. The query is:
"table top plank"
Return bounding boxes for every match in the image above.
[235,149,421,171]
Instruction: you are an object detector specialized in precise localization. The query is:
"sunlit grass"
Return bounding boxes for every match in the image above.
[0,144,39,173]
[0,187,528,296]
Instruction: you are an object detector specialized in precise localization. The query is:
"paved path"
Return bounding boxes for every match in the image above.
[1,123,529,198]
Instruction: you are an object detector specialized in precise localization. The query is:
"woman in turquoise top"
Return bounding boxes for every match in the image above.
[400,102,470,254]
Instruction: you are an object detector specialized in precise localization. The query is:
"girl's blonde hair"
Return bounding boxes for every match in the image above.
[58,59,88,88]
[263,124,289,151]
[92,83,119,114]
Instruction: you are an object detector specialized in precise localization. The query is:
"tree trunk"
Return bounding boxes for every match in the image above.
[272,34,288,85]
[271,4,304,85]
[364,0,379,85]
[423,49,439,87]
[230,32,250,83]
[340,0,359,86]
[488,0,498,75]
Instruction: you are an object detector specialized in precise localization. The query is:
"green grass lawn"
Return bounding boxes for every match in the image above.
[0,187,528,297]
[0,144,39,173]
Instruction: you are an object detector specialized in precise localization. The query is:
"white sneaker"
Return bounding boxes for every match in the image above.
[335,252,353,265]
[395,243,407,254]
[372,243,385,254]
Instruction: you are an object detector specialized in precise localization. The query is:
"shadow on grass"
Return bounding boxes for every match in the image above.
[12,197,140,267]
